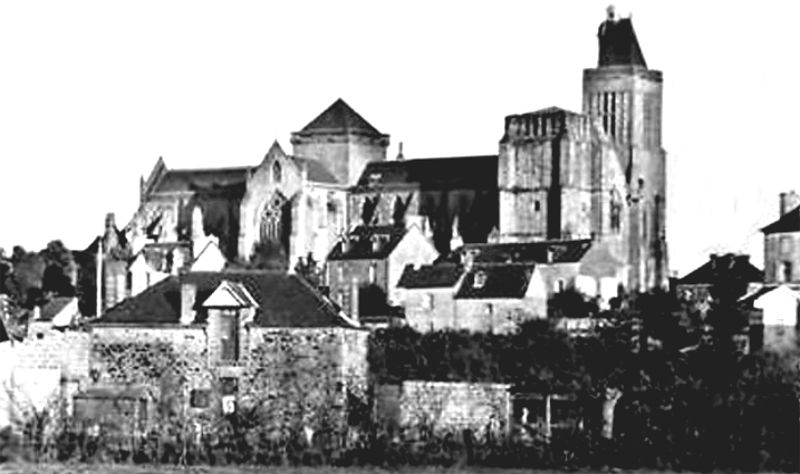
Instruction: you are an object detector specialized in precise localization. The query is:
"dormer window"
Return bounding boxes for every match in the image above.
[368,173,381,187]
[473,271,488,289]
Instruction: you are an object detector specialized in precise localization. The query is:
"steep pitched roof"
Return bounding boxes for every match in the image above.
[446,240,593,265]
[39,297,76,322]
[354,155,498,191]
[761,206,800,234]
[95,270,353,328]
[679,254,764,285]
[455,264,535,299]
[597,16,647,68]
[397,263,464,289]
[328,225,408,261]
[152,167,251,194]
[297,98,385,137]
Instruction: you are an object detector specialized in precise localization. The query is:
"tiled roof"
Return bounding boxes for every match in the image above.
[354,155,498,191]
[397,263,464,289]
[95,270,353,328]
[454,264,535,299]
[446,240,593,265]
[679,254,764,285]
[761,206,800,234]
[597,17,647,68]
[328,225,407,261]
[152,167,251,194]
[296,98,385,137]
[39,297,75,322]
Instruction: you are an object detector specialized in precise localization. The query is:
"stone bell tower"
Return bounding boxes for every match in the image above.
[582,5,668,290]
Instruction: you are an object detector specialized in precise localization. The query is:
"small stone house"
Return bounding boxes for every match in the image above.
[739,285,800,353]
[326,224,437,324]
[88,269,369,434]
[396,260,547,334]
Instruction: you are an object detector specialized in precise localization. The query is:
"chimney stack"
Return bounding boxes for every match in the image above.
[779,191,800,216]
[180,280,197,325]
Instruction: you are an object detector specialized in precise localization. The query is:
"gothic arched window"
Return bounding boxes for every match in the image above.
[272,160,282,183]
[260,193,286,243]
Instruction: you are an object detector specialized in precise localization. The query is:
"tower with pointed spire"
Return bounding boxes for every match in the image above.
[582,5,668,290]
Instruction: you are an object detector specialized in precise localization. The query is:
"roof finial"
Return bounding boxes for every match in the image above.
[606,4,616,21]
[397,141,404,161]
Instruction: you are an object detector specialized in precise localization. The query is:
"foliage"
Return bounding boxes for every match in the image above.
[40,240,76,297]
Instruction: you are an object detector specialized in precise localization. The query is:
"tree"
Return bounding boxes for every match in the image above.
[40,240,76,297]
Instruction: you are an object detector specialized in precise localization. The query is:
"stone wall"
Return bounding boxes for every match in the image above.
[394,381,511,440]
[89,324,369,435]
[0,329,91,430]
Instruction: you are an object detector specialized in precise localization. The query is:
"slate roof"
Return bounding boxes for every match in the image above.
[455,264,535,299]
[446,240,594,265]
[296,98,385,138]
[95,270,353,328]
[353,155,498,191]
[397,263,464,289]
[39,297,75,322]
[148,156,339,194]
[761,206,800,234]
[597,16,647,68]
[679,254,764,285]
[153,167,251,194]
[327,225,407,261]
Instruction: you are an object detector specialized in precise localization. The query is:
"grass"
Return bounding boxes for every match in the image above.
[0,466,791,474]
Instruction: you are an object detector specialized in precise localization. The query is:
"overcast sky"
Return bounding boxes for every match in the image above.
[1,0,798,275]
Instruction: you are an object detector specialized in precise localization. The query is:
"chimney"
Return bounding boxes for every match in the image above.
[33,305,41,321]
[172,248,186,274]
[473,270,488,289]
[462,249,477,270]
[779,191,800,216]
[350,278,359,321]
[371,235,383,253]
[396,142,405,161]
[180,281,197,325]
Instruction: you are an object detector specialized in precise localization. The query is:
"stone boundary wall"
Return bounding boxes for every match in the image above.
[395,380,512,440]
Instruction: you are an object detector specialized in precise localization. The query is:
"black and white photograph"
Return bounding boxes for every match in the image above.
[0,1,798,472]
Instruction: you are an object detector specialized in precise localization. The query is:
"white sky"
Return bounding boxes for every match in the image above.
[1,0,799,276]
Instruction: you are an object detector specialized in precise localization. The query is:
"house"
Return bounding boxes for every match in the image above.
[761,191,800,286]
[447,239,625,307]
[28,296,81,338]
[326,223,438,325]
[87,269,369,434]
[739,285,800,353]
[396,260,547,334]
[677,253,764,313]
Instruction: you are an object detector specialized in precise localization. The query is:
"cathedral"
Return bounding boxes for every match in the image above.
[98,6,668,312]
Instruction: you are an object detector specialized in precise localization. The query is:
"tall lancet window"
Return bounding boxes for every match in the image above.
[272,160,282,183]
[610,189,622,233]
[260,193,286,243]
